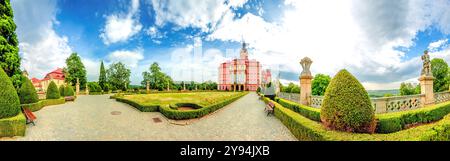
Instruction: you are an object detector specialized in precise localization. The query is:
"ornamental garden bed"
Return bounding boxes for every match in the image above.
[113,92,248,120]
[263,97,450,141]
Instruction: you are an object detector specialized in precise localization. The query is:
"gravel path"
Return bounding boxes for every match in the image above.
[2,92,296,141]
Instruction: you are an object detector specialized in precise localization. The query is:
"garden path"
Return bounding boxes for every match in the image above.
[2,92,296,141]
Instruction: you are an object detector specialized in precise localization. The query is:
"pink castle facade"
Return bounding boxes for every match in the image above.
[218,42,261,91]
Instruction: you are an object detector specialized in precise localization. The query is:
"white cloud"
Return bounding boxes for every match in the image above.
[428,39,448,52]
[11,0,73,79]
[149,0,248,32]
[207,0,450,90]
[100,0,142,45]
[82,58,101,82]
[107,49,144,68]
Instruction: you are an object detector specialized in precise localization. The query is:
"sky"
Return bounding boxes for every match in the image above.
[9,0,450,90]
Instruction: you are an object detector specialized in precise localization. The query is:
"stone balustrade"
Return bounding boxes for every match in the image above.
[277,92,444,114]
[435,91,450,104]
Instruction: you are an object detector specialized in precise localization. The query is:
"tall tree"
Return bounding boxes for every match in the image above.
[64,53,87,88]
[107,62,130,91]
[142,62,173,91]
[399,82,419,96]
[312,74,331,96]
[431,58,449,92]
[98,61,107,90]
[0,0,22,88]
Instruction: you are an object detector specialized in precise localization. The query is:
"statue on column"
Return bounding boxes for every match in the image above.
[300,57,313,77]
[421,50,432,77]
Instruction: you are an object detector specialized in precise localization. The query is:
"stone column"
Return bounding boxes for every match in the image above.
[85,84,89,95]
[146,81,150,93]
[299,57,313,106]
[167,82,170,91]
[76,78,80,95]
[183,82,186,91]
[419,76,434,106]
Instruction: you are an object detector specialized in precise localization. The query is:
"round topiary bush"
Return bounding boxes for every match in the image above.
[64,85,75,96]
[320,69,375,133]
[59,85,65,97]
[0,68,21,119]
[46,81,61,99]
[18,77,39,104]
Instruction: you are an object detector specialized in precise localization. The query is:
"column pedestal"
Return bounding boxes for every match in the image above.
[300,75,312,106]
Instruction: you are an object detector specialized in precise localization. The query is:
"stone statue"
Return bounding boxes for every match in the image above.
[300,57,313,77]
[421,50,432,76]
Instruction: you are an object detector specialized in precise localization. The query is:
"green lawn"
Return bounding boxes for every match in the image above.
[123,92,244,107]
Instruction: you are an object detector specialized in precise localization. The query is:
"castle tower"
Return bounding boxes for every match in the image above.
[240,41,249,60]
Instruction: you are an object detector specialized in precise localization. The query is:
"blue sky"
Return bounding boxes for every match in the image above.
[10,0,450,90]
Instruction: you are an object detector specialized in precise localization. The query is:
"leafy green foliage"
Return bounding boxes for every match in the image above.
[107,62,131,91]
[99,61,107,90]
[431,58,449,92]
[281,82,299,93]
[64,85,75,96]
[312,74,331,96]
[0,67,20,119]
[142,62,173,91]
[0,112,26,137]
[46,81,60,99]
[320,69,375,133]
[64,53,87,88]
[59,85,65,97]
[399,82,420,96]
[0,0,21,79]
[103,83,110,92]
[87,82,102,93]
[18,77,39,104]
[276,98,321,121]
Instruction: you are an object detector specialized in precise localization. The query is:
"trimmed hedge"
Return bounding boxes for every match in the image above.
[116,92,248,120]
[20,98,66,112]
[0,112,26,137]
[115,97,159,112]
[87,82,102,93]
[376,101,450,133]
[46,81,60,99]
[89,92,104,95]
[276,98,321,121]
[269,98,450,141]
[0,67,21,119]
[18,77,39,104]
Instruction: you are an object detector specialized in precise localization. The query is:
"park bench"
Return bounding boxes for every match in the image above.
[265,101,275,116]
[22,107,36,126]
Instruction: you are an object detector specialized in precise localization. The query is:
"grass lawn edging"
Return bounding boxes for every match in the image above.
[115,92,248,120]
[267,98,450,141]
[0,112,26,137]
[20,98,66,112]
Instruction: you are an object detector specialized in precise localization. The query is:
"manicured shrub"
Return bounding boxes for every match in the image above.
[46,81,61,99]
[59,85,65,97]
[276,98,321,121]
[87,82,102,93]
[376,101,450,133]
[0,112,26,137]
[64,85,75,96]
[0,68,21,119]
[18,77,39,104]
[320,69,375,133]
[103,83,110,93]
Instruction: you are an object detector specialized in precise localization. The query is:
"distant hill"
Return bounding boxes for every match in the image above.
[367,89,399,98]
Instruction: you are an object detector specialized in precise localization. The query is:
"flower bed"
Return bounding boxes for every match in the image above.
[267,98,450,141]
[0,112,26,137]
[114,92,248,120]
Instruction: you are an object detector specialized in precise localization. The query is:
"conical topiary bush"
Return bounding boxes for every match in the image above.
[59,85,65,97]
[18,77,39,104]
[320,69,375,133]
[46,81,60,99]
[64,85,75,96]
[0,67,21,119]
